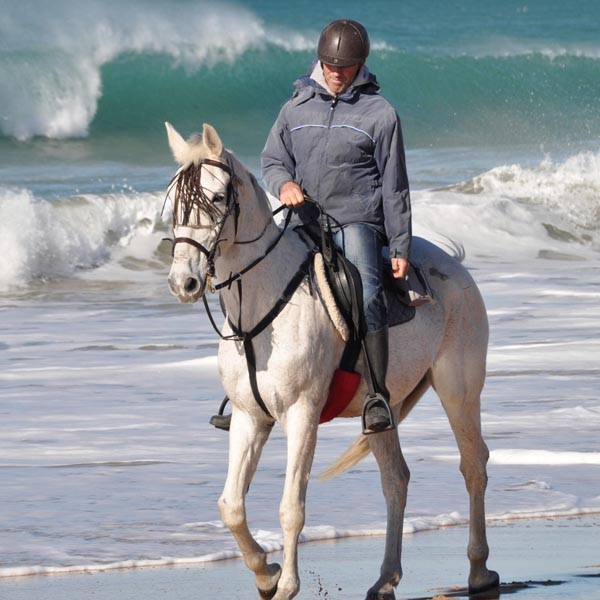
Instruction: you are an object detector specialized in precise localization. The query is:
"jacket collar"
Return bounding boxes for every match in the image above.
[294,61,380,101]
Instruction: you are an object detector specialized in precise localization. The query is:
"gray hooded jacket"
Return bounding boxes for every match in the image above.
[261,64,411,259]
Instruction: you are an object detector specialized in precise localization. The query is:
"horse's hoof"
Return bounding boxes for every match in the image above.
[468,569,500,595]
[258,587,277,600]
[257,563,281,600]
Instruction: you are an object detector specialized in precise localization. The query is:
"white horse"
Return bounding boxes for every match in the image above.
[164,122,499,600]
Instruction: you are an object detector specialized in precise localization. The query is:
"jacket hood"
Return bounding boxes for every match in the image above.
[294,61,380,99]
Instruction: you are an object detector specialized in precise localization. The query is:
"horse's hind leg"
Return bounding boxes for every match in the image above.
[218,409,281,598]
[365,428,410,600]
[431,352,499,593]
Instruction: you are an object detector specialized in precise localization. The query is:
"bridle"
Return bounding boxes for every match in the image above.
[166,153,292,293]
[168,157,237,287]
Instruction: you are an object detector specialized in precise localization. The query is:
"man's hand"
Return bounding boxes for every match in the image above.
[391,257,408,279]
[279,181,305,208]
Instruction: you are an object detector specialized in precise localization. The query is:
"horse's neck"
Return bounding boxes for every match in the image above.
[214,176,308,331]
[215,216,307,331]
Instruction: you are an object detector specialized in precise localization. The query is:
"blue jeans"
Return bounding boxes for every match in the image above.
[333,223,387,332]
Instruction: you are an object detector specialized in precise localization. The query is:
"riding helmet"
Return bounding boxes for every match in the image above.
[317,19,370,67]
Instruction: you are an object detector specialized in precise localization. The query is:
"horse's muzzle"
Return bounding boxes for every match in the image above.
[168,272,206,303]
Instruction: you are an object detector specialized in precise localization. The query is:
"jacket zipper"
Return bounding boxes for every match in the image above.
[328,95,339,125]
[316,95,339,201]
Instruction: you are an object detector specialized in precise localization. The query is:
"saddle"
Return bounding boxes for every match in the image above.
[298,203,431,340]
[296,201,432,424]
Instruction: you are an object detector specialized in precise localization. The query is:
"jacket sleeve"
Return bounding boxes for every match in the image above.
[375,110,412,260]
[260,103,296,197]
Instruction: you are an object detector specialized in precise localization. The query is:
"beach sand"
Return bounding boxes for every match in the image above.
[2,515,598,600]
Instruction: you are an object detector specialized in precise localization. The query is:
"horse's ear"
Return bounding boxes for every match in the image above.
[203,123,223,157]
[165,122,190,166]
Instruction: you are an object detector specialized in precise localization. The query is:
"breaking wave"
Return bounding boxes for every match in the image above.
[0,0,314,140]
[412,150,600,260]
[1,149,599,291]
[0,187,166,290]
[1,1,599,148]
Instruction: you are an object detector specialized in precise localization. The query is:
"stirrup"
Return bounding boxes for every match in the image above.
[209,396,231,432]
[361,393,395,435]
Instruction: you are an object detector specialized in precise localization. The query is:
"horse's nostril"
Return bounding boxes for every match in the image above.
[184,277,199,293]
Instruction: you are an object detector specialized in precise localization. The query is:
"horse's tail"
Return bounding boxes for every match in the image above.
[320,374,431,480]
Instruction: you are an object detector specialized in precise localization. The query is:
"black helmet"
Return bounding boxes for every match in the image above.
[317,19,370,67]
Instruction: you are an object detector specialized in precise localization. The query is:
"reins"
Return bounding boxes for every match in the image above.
[200,204,293,340]
[211,205,291,291]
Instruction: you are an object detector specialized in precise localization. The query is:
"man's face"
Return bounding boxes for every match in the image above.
[322,62,361,95]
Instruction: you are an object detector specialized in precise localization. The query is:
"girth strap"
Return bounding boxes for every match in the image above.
[227,252,314,420]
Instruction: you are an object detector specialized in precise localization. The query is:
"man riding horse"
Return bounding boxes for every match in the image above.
[165,94,498,600]
[261,19,412,434]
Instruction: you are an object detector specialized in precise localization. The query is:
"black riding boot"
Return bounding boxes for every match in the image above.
[362,326,395,434]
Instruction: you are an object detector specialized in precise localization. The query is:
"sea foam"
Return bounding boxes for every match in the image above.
[413,151,600,259]
[433,450,600,466]
[1,507,598,579]
[2,149,599,290]
[0,187,165,290]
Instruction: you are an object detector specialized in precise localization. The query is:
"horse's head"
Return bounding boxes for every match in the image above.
[165,122,235,303]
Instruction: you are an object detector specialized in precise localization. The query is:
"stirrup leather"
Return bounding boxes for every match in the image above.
[361,393,395,435]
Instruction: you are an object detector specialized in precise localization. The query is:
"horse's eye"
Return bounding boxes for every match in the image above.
[212,194,225,204]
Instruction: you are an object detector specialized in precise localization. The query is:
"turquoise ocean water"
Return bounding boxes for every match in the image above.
[2,0,599,182]
[1,0,600,586]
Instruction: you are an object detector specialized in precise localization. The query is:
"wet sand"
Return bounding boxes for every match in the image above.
[2,515,598,599]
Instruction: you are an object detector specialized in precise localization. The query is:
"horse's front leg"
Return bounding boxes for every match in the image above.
[218,408,281,598]
[365,429,410,600]
[272,405,319,600]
